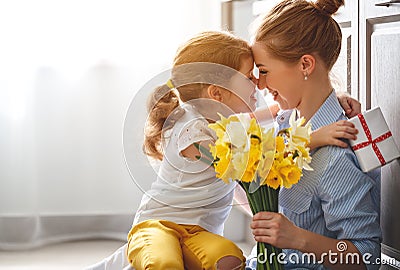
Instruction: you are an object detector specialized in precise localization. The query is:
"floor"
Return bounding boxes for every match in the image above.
[0,240,125,270]
[0,240,254,270]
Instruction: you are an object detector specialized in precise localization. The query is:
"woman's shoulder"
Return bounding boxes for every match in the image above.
[314,145,378,193]
[311,144,359,176]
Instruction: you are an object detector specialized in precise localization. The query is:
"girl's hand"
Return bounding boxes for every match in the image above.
[251,212,303,250]
[337,92,361,118]
[309,120,358,150]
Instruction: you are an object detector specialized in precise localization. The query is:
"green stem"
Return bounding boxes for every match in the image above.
[239,181,283,269]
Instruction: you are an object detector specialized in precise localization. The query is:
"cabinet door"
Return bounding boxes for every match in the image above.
[360,1,400,268]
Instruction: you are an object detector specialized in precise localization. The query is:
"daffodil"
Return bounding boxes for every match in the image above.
[208,110,311,189]
[263,167,282,189]
[275,136,285,154]
[292,144,313,171]
[288,110,312,145]
[248,117,263,138]
[207,111,312,270]
[231,151,248,180]
[280,165,302,188]
[258,150,274,180]
[224,121,249,150]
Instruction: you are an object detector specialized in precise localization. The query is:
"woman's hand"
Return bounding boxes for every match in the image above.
[309,120,358,150]
[251,212,304,250]
[337,92,361,118]
[252,212,367,269]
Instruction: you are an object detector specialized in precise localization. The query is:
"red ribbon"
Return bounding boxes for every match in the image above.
[352,113,392,165]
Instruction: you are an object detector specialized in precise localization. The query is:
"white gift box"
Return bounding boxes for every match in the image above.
[348,107,400,172]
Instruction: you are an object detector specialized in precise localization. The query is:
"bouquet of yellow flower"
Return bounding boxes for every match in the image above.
[206,111,312,270]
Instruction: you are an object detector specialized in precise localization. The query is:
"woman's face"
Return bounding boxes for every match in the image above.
[252,42,302,110]
[221,55,258,113]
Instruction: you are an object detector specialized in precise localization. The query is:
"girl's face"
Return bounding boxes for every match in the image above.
[252,42,303,110]
[221,55,258,113]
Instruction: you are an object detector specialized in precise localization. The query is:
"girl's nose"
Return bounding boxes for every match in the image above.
[257,76,266,90]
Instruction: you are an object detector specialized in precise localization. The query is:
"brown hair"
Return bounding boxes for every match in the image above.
[254,0,344,70]
[144,31,252,160]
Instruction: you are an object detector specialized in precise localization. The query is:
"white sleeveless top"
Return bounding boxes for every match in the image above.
[134,104,236,235]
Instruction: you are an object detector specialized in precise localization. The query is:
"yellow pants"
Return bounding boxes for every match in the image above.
[127,219,245,270]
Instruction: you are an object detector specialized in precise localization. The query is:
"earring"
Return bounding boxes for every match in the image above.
[304,71,308,81]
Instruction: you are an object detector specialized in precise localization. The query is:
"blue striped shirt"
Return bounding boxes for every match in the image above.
[247,91,381,269]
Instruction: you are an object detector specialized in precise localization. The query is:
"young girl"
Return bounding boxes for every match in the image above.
[250,0,381,269]
[127,30,360,270]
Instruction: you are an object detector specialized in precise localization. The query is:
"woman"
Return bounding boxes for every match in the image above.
[249,0,381,269]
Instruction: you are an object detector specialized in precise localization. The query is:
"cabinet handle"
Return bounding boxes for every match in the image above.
[375,0,400,7]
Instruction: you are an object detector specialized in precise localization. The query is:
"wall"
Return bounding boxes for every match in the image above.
[0,0,227,249]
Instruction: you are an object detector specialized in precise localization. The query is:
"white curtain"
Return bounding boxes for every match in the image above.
[0,0,221,250]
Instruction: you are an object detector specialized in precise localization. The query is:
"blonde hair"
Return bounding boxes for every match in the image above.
[144,31,252,160]
[255,0,344,70]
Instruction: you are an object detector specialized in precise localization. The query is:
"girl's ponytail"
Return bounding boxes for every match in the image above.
[143,83,180,160]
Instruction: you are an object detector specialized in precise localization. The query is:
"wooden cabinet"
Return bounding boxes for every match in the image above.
[332,1,400,267]
[326,1,400,267]
[360,1,400,268]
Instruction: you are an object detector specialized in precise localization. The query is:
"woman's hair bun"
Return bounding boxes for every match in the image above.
[314,0,345,16]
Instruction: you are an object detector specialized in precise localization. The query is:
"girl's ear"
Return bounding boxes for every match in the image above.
[207,85,224,101]
[300,54,316,77]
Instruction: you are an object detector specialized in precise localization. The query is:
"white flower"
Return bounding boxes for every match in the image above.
[222,113,251,151]
[288,110,312,146]
[287,110,313,171]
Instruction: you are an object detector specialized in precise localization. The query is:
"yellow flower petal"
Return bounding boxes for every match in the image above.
[241,170,256,183]
[275,136,285,153]
[280,165,302,188]
[263,167,282,189]
[258,151,274,180]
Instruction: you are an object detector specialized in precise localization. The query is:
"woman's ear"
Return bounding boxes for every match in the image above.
[207,85,224,101]
[300,54,316,78]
